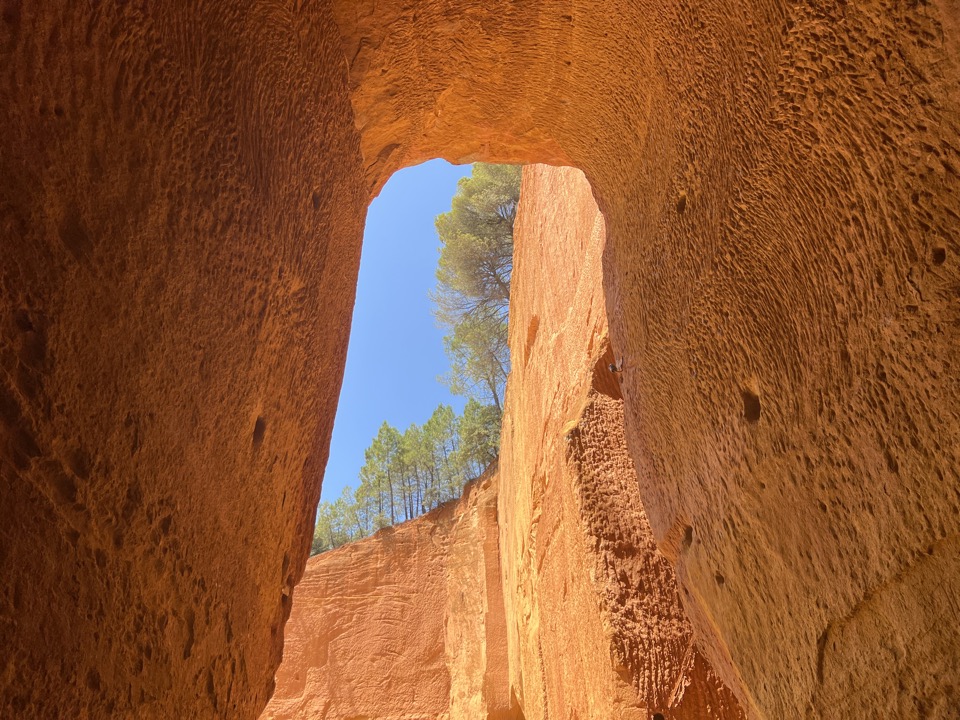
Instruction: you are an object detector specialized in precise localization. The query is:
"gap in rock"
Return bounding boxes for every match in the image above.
[310,160,519,554]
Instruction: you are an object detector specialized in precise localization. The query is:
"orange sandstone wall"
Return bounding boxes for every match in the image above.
[330,3,960,717]
[1,4,366,719]
[260,472,519,720]
[498,165,743,720]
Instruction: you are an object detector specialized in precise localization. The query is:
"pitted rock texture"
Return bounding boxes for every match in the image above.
[330,3,960,716]
[1,3,367,719]
[2,1,959,719]
[570,389,744,720]
[260,471,519,720]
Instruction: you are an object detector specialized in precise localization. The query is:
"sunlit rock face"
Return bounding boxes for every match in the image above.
[499,165,743,720]
[260,471,519,720]
[2,1,959,718]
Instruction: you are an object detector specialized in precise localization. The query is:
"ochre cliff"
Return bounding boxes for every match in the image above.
[498,165,743,720]
[261,471,517,720]
[2,2,959,719]
[2,4,367,718]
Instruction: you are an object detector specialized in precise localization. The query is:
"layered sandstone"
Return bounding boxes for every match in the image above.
[261,471,518,720]
[2,2,959,719]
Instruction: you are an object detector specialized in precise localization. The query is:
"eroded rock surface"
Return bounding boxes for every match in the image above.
[330,3,960,716]
[2,1,959,719]
[497,165,743,720]
[1,4,367,719]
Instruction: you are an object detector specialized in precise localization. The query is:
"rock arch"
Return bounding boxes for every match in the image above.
[1,1,958,719]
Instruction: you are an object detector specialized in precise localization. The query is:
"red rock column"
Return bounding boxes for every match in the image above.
[498,164,744,720]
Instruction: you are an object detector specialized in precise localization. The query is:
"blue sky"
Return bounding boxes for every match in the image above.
[320,160,473,503]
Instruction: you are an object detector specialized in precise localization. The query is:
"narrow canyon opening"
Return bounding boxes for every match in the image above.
[261,159,523,719]
[260,163,745,720]
[311,160,495,554]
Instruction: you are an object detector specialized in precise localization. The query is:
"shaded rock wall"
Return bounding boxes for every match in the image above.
[1,1,958,719]
[1,3,367,718]
[260,471,518,720]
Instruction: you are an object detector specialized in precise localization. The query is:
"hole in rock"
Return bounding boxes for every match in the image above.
[592,345,624,400]
[269,161,573,719]
[85,669,101,691]
[1,4,20,25]
[265,159,730,720]
[931,247,945,265]
[742,388,761,423]
[252,416,267,449]
[313,160,516,554]
[524,315,540,366]
[13,308,34,332]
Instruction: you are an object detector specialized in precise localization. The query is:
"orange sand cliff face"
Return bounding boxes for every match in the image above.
[262,472,516,720]
[2,2,959,719]
[499,166,743,720]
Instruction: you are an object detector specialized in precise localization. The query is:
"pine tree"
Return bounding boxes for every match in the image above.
[432,164,520,411]
[309,164,520,556]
